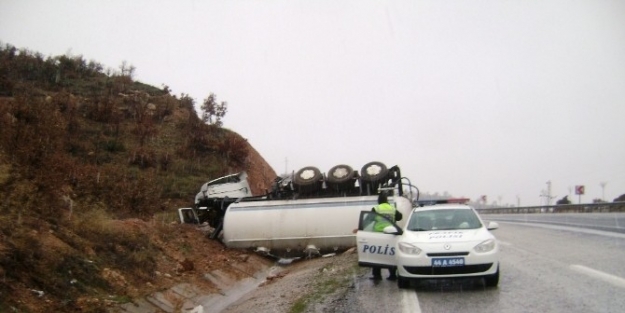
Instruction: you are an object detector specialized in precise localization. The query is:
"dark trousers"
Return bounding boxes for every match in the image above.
[372,266,397,278]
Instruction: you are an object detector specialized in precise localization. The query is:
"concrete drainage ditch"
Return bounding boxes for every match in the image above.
[116,255,276,313]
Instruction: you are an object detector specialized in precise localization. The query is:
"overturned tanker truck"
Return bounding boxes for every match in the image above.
[178,161,419,257]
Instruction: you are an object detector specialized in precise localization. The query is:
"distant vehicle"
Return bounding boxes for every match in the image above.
[356,204,500,288]
[179,162,419,257]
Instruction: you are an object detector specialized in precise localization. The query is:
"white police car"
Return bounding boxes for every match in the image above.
[356,204,500,288]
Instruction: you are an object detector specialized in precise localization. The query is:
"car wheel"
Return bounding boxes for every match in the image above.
[397,276,411,289]
[484,266,499,287]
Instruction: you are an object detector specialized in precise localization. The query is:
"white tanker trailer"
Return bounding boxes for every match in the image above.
[178,161,420,257]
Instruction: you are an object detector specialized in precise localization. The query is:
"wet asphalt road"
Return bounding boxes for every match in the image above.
[332,214,625,313]
[485,213,625,233]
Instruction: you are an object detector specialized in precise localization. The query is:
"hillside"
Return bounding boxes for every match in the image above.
[0,43,277,312]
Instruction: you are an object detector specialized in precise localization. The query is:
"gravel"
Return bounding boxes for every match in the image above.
[221,248,366,313]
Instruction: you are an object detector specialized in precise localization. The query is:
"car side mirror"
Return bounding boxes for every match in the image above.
[383,225,403,235]
[487,221,499,231]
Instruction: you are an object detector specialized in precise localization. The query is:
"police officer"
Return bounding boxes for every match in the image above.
[370,193,402,281]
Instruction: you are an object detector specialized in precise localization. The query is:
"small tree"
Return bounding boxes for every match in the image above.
[119,60,135,79]
[116,60,135,92]
[201,93,228,127]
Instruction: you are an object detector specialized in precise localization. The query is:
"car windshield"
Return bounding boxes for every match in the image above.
[407,208,482,231]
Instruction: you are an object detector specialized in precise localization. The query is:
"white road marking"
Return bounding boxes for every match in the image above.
[401,289,421,313]
[570,265,625,289]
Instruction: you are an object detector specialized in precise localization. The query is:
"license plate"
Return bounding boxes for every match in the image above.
[432,257,464,267]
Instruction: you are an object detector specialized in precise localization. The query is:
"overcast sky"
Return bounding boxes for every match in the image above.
[2,0,624,206]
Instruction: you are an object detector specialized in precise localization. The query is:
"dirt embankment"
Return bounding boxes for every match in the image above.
[113,144,364,312]
[112,222,362,313]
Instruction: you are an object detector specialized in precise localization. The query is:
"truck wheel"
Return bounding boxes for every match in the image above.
[293,166,322,186]
[326,164,355,185]
[360,161,388,182]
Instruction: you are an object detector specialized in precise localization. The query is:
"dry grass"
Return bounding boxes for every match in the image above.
[0,43,280,312]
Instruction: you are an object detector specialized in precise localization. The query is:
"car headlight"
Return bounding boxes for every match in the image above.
[398,242,422,255]
[473,239,496,253]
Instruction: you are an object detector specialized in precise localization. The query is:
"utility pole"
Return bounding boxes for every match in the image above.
[600,182,607,201]
[546,181,552,205]
[540,181,554,206]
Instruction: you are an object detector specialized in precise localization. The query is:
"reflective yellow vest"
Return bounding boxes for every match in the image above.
[373,203,396,232]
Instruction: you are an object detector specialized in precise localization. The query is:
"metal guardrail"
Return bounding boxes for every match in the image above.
[477,202,625,214]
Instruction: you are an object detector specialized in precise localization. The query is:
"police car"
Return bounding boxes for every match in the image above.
[356,203,500,288]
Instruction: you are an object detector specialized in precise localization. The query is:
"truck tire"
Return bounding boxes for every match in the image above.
[326,164,355,185]
[294,166,322,185]
[360,161,388,183]
[293,166,323,193]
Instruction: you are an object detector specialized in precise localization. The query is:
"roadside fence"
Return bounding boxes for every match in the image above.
[477,202,625,214]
